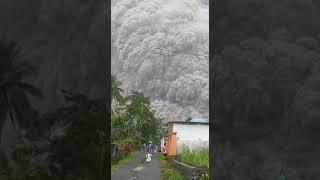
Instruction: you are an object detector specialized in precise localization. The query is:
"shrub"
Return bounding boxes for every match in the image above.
[200,173,209,180]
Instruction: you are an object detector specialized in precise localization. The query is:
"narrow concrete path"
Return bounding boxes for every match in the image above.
[112,151,161,180]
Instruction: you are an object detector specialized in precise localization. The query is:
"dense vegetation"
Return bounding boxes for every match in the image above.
[111,74,166,159]
[177,147,209,168]
[212,0,320,179]
[200,173,209,180]
[0,39,165,179]
[0,39,108,179]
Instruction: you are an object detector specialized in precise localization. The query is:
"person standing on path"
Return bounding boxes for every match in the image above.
[162,143,166,153]
[143,143,146,152]
[150,143,154,154]
[146,152,152,163]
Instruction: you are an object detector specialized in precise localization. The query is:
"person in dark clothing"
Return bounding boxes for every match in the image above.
[149,143,155,154]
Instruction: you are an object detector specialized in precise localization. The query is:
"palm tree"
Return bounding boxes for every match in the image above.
[0,39,43,140]
[111,74,124,103]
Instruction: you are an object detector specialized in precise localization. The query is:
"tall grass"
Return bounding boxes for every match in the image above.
[177,147,209,168]
[200,173,209,180]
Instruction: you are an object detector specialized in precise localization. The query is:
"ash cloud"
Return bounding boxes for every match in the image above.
[111,0,208,122]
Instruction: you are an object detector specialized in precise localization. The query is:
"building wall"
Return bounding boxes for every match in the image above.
[172,123,209,153]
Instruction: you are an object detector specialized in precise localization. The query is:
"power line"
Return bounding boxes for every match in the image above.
[113,40,209,58]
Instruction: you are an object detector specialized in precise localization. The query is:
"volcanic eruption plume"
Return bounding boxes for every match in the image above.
[112,0,208,122]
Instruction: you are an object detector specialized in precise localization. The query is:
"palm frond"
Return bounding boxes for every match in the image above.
[0,39,42,138]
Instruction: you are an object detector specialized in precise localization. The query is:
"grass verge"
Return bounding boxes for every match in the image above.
[158,153,186,180]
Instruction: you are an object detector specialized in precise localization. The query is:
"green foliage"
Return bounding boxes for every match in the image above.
[177,147,209,168]
[200,173,209,180]
[111,75,164,148]
[158,154,186,180]
[112,74,124,104]
[169,171,185,180]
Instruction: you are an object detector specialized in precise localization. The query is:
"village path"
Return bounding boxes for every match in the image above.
[111,151,161,180]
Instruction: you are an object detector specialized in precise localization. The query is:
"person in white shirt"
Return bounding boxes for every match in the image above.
[146,153,152,163]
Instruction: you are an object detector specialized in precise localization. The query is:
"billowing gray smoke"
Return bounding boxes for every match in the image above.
[111,0,208,122]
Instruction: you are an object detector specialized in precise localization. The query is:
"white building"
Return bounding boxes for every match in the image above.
[166,119,209,155]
